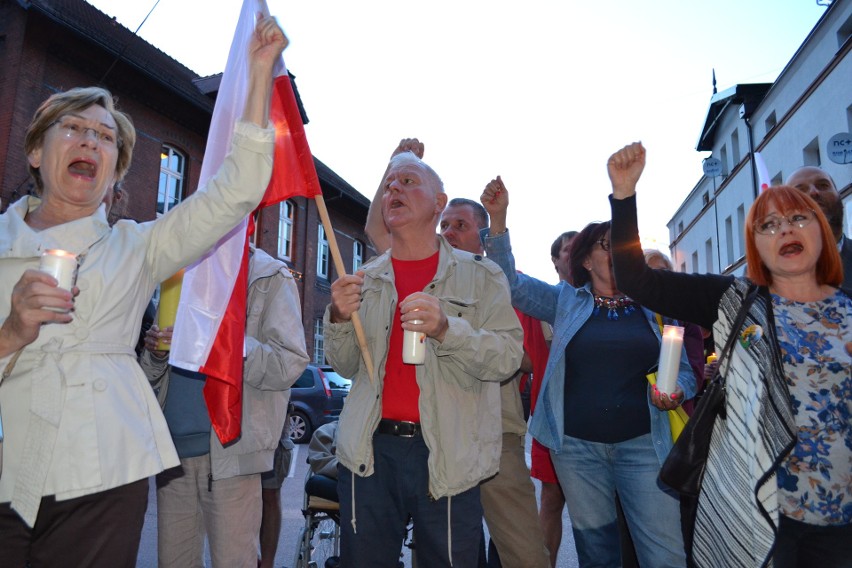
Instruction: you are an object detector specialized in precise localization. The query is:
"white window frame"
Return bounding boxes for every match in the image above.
[278,200,294,260]
[158,145,185,216]
[313,318,325,364]
[317,225,329,279]
[352,240,364,272]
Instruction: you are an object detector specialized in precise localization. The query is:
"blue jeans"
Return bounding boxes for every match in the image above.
[338,433,482,568]
[551,434,686,568]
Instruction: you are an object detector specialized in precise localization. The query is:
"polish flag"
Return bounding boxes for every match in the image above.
[170,0,321,444]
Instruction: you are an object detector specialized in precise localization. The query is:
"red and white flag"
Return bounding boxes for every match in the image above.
[170,0,321,444]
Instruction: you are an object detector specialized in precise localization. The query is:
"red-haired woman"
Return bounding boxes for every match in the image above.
[607,142,850,568]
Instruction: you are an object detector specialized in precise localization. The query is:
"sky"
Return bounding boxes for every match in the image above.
[85,0,828,283]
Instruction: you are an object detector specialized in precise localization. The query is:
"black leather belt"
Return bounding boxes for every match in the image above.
[376,419,421,437]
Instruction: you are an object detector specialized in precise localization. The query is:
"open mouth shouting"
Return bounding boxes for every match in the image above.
[68,158,97,180]
[778,241,803,257]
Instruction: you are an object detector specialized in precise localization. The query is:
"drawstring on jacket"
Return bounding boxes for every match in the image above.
[446,495,453,566]
[350,469,358,534]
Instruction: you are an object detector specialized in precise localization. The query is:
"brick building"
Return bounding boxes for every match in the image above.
[0,0,377,363]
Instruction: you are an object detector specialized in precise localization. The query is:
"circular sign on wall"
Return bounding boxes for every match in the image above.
[702,157,723,177]
[827,132,852,165]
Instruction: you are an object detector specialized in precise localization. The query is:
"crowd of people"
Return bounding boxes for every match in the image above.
[0,14,849,568]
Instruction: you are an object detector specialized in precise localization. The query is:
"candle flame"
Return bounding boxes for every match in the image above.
[44,249,77,259]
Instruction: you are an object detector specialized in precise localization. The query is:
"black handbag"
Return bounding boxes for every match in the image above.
[658,284,759,496]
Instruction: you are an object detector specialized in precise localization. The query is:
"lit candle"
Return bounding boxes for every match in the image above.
[402,319,425,365]
[39,249,78,292]
[156,269,185,351]
[656,325,684,395]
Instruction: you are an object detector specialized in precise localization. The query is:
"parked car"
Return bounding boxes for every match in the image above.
[288,365,350,444]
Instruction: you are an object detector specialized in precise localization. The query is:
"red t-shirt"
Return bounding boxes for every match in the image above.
[382,252,439,422]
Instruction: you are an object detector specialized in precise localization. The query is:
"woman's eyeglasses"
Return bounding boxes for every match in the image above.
[51,117,119,148]
[753,210,816,235]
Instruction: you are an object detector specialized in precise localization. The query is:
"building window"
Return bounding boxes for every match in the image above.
[691,251,698,273]
[702,192,710,207]
[737,205,746,258]
[317,225,329,279]
[313,318,325,364]
[847,103,852,133]
[249,211,258,247]
[158,145,185,215]
[803,137,820,167]
[278,200,294,260]
[725,216,734,266]
[731,130,741,165]
[764,111,777,135]
[705,239,714,273]
[837,13,852,48]
[680,262,686,273]
[352,240,364,272]
[677,221,684,235]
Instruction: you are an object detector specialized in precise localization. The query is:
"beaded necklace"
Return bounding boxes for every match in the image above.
[593,294,636,320]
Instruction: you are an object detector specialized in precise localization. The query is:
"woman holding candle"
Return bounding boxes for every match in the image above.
[643,249,707,413]
[481,179,695,568]
[0,16,287,567]
[607,142,850,568]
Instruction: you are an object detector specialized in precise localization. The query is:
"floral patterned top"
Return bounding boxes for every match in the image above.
[773,289,852,526]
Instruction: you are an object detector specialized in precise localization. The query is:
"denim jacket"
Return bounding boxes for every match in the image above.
[483,229,696,465]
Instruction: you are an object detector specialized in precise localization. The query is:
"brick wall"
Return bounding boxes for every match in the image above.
[0,1,376,370]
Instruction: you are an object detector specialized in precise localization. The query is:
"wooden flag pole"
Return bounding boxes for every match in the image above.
[314,194,376,382]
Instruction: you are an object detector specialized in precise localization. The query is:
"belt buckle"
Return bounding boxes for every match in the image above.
[397,420,416,438]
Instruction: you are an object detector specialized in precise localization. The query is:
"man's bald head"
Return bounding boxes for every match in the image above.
[787,166,843,241]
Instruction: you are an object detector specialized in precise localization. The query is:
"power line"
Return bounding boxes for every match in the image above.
[97,0,161,85]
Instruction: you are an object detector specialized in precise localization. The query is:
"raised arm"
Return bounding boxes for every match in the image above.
[480,176,562,324]
[365,138,424,253]
[607,143,730,328]
[481,175,509,235]
[606,142,645,200]
[241,15,289,128]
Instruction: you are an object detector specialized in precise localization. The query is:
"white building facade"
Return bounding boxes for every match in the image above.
[669,0,852,276]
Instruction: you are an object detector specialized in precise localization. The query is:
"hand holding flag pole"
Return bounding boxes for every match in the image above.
[314,198,376,382]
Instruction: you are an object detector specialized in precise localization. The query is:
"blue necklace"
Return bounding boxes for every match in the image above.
[593,294,636,320]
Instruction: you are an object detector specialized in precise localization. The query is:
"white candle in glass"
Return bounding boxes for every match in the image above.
[39,249,78,292]
[656,325,684,395]
[402,319,425,365]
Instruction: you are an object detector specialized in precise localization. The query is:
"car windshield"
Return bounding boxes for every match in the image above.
[323,370,351,390]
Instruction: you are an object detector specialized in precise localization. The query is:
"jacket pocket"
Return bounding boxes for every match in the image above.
[439,297,478,323]
[57,377,102,490]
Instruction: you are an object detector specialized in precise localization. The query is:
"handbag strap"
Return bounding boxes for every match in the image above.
[654,312,664,332]
[714,283,760,387]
